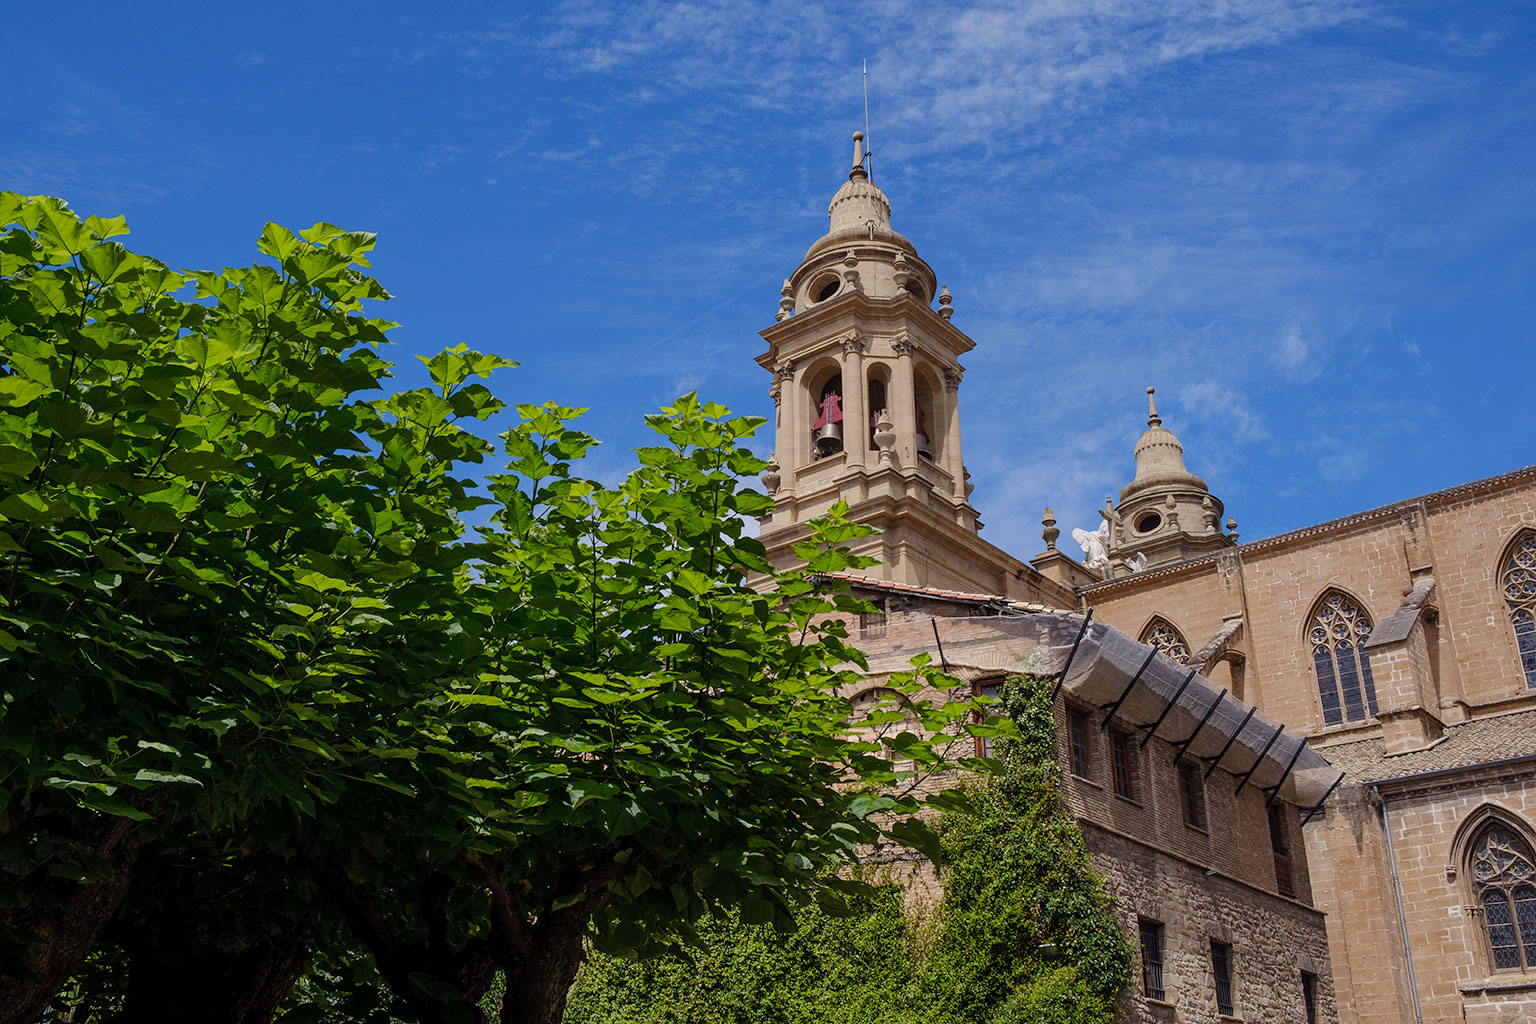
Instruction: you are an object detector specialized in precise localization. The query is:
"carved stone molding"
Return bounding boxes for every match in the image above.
[891,333,916,357]
[943,365,964,390]
[840,330,866,355]
[774,359,797,381]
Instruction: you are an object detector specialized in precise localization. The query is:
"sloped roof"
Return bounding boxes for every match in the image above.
[857,612,1338,809]
[1316,707,1536,786]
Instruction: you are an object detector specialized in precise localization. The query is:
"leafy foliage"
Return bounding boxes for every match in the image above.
[0,195,991,1024]
[565,675,1133,1024]
[564,888,921,1024]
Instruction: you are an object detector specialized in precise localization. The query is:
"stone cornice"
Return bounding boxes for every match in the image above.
[1078,464,1536,597]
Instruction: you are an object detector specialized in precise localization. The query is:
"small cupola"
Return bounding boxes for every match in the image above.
[1122,387,1209,505]
[786,133,938,313]
[1108,388,1234,573]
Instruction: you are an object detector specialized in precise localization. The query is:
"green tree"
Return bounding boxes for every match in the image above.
[0,192,507,1022]
[0,195,984,1024]
[291,397,980,1024]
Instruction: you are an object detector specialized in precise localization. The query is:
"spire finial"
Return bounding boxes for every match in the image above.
[850,131,867,181]
[1146,386,1161,428]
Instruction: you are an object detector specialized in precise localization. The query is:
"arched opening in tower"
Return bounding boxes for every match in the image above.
[812,373,844,457]
[867,373,888,450]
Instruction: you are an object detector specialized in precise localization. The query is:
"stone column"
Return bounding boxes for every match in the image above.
[840,331,867,472]
[775,359,801,475]
[890,333,916,468]
[943,365,965,499]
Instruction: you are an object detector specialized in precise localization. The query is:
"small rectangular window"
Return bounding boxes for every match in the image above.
[1111,730,1135,800]
[1270,804,1294,898]
[1068,709,1091,777]
[859,598,887,639]
[1211,941,1234,1016]
[1180,761,1205,828]
[1301,971,1319,1024]
[1139,919,1165,1001]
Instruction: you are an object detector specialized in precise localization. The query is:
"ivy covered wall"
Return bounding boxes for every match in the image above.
[564,675,1133,1024]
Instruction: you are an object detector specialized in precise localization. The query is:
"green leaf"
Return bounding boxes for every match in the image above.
[0,377,51,406]
[133,769,203,786]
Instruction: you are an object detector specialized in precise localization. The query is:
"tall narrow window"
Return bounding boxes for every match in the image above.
[974,680,1001,758]
[1502,532,1536,688]
[1111,730,1136,800]
[1068,708,1092,778]
[1309,590,1379,725]
[1141,616,1191,664]
[1270,804,1294,898]
[1469,821,1536,971]
[1211,940,1235,1015]
[1139,919,1166,1001]
[1301,971,1319,1024]
[1180,761,1205,828]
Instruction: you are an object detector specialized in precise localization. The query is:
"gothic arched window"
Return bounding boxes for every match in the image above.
[1309,590,1379,726]
[1469,821,1536,971]
[1140,617,1191,664]
[1501,532,1536,688]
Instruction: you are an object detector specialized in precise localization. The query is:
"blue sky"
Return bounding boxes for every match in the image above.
[6,1,1533,562]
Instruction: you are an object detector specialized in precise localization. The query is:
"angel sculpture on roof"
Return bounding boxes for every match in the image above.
[1072,521,1112,574]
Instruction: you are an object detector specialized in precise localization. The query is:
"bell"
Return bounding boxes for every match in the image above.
[815,421,844,453]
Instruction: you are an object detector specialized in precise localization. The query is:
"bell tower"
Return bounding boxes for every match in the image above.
[756,134,1071,606]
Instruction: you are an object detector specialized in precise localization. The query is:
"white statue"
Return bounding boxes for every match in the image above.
[1126,551,1149,573]
[1072,521,1112,573]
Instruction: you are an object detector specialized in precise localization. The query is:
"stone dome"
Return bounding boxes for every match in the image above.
[1120,388,1209,503]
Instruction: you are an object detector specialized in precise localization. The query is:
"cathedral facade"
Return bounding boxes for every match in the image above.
[757,136,1536,1024]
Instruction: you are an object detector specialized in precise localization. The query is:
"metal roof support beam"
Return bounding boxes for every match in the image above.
[1049,610,1093,702]
[1138,667,1199,749]
[1203,705,1257,780]
[1100,648,1157,731]
[1233,724,1285,797]
[1301,772,1346,827]
[1263,738,1308,807]
[1171,688,1227,763]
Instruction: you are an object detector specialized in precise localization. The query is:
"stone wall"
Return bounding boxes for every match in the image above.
[1085,824,1335,1024]
[1085,467,1536,740]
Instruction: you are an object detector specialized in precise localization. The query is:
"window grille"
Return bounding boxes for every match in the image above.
[1502,532,1536,688]
[859,598,888,639]
[1211,940,1234,1015]
[1301,971,1319,1024]
[1469,822,1536,971]
[1068,709,1092,778]
[1139,919,1166,1001]
[1111,731,1135,800]
[1141,617,1191,664]
[1308,590,1379,725]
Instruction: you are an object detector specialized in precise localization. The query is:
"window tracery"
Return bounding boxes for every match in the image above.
[1141,617,1191,664]
[1469,821,1536,971]
[1501,532,1536,688]
[1309,590,1379,726]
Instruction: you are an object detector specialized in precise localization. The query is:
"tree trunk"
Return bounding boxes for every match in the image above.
[114,912,313,1024]
[0,820,138,1024]
[501,920,586,1024]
